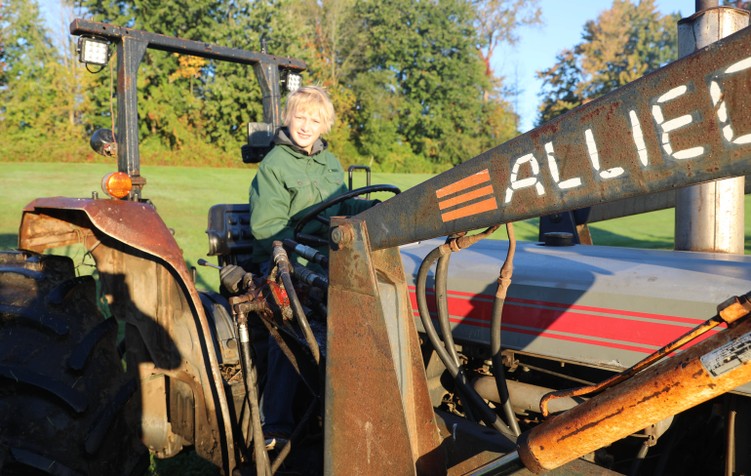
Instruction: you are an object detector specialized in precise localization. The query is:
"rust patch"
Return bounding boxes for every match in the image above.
[556,408,625,443]
[634,381,681,406]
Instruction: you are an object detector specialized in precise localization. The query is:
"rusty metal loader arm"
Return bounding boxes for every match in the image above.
[324,24,751,474]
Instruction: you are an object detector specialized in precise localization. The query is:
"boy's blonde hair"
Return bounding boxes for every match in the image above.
[283,86,335,134]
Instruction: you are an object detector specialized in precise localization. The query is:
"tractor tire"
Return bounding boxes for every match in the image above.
[0,251,148,475]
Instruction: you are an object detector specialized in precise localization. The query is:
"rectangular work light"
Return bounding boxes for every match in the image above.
[78,36,111,66]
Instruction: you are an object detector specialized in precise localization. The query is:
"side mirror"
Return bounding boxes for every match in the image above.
[90,129,118,157]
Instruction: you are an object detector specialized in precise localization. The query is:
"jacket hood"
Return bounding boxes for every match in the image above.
[274,127,328,156]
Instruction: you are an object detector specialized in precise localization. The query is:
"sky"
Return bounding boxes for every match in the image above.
[493,0,689,132]
[39,0,691,133]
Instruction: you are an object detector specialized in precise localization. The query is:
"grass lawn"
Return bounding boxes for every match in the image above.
[2,162,749,293]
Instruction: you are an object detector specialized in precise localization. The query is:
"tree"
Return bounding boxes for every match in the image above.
[77,0,285,161]
[340,0,518,170]
[276,0,525,170]
[536,0,680,125]
[471,0,542,80]
[278,0,359,88]
[55,0,524,170]
[0,0,71,143]
[535,48,584,124]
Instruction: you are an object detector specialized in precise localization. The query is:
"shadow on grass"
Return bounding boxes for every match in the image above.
[589,227,674,250]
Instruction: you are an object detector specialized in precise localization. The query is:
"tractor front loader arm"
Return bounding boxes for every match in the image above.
[356,24,751,251]
[324,23,751,475]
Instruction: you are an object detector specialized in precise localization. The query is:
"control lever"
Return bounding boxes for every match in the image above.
[198,259,251,294]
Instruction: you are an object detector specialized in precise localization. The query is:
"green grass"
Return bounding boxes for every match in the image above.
[0,162,250,291]
[2,162,749,294]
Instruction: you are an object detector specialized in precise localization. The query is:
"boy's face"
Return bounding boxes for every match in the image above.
[288,107,324,154]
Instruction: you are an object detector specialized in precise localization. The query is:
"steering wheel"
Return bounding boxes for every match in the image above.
[294,184,401,247]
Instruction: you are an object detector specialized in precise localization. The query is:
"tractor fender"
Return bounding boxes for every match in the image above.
[18,197,237,473]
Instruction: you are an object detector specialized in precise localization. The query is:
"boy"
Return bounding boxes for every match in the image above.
[249,85,376,268]
[249,85,377,449]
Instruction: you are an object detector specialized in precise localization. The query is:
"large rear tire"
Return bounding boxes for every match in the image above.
[0,251,148,475]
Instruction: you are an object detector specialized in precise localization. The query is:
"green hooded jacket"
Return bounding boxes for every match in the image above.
[249,128,376,265]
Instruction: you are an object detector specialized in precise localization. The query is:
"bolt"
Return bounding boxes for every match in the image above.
[330,224,354,249]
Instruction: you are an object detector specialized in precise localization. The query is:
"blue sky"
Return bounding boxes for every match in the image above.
[494,0,689,132]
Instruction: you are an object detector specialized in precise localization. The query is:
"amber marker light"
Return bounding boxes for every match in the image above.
[101,172,133,199]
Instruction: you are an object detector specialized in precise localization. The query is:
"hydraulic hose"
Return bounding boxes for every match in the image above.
[434,236,478,422]
[629,441,650,476]
[435,242,460,367]
[283,238,329,268]
[235,311,271,476]
[272,241,320,364]
[415,227,517,440]
[490,223,521,436]
[293,263,329,289]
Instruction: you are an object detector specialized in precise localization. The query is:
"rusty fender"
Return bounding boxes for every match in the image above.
[18,197,237,473]
[517,306,751,473]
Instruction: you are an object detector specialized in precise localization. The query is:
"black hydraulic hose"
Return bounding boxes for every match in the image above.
[415,231,516,441]
[490,223,521,437]
[293,263,329,289]
[435,250,460,367]
[417,247,509,437]
[283,238,329,268]
[273,242,320,364]
[434,239,478,423]
[491,296,520,436]
[417,247,465,376]
[236,312,271,476]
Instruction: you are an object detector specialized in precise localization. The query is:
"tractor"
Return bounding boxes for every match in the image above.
[4,6,751,475]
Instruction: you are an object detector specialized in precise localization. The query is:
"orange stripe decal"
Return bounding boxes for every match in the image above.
[438,185,495,210]
[440,197,498,222]
[436,169,498,222]
[436,169,491,198]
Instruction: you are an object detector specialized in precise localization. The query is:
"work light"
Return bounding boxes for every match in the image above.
[78,36,111,66]
[283,71,302,93]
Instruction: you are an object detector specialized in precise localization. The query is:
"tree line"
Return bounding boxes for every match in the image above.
[1,0,688,172]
